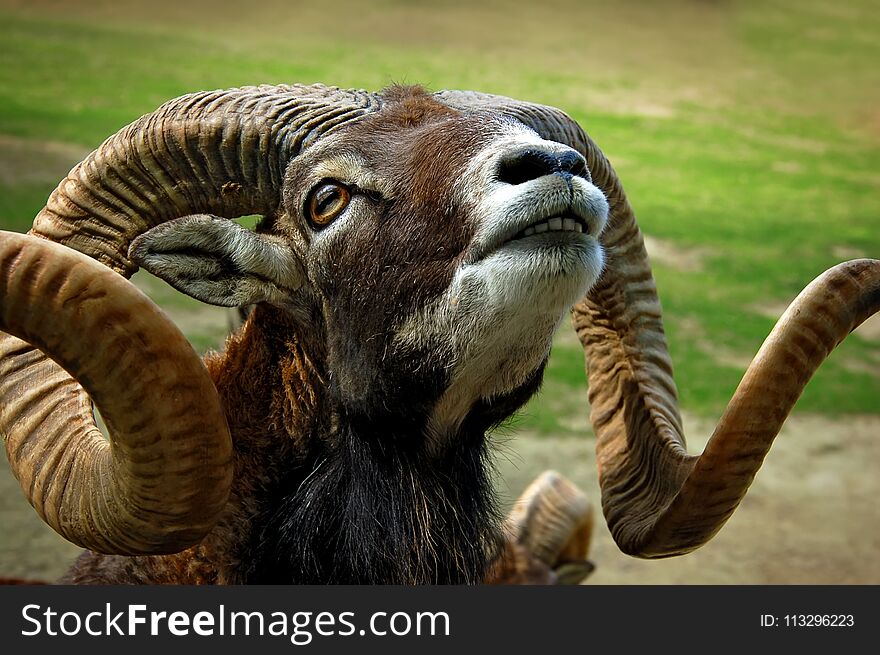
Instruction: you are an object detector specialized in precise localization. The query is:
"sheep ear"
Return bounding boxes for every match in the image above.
[129,215,305,307]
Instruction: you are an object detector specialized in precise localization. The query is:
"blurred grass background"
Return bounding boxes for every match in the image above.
[0,0,878,582]
[2,0,877,426]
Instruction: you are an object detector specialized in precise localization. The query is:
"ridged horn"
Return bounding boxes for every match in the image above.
[33,84,381,275]
[504,470,593,568]
[436,90,880,558]
[1,84,382,553]
[0,232,232,553]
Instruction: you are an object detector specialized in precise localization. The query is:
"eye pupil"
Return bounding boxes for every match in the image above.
[316,188,340,213]
[308,182,351,226]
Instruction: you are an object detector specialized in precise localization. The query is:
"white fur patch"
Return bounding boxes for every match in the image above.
[395,124,609,438]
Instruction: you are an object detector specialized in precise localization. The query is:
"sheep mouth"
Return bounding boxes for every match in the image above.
[470,208,599,265]
[510,215,589,241]
[468,180,609,265]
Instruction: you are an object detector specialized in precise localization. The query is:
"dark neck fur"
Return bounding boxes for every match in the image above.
[242,422,500,584]
[205,305,544,584]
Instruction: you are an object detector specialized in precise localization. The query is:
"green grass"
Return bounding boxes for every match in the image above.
[1,0,878,434]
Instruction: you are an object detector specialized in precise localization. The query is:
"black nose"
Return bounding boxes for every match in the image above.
[496,147,589,185]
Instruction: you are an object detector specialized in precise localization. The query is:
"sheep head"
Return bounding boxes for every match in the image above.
[129,87,607,442]
[0,83,877,580]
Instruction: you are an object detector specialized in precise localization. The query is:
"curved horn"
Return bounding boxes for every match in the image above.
[1,85,382,553]
[504,470,593,568]
[34,84,380,275]
[436,90,880,558]
[0,232,232,553]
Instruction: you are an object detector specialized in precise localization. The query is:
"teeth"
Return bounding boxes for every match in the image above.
[515,216,588,239]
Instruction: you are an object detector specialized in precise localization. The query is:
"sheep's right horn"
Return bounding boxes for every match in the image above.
[0,232,232,554]
[1,85,382,553]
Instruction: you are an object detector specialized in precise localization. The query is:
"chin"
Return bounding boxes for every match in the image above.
[456,236,604,316]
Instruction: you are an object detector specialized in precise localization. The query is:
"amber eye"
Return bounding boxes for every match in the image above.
[307,182,351,227]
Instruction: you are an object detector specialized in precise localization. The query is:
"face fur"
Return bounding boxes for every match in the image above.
[271,91,608,443]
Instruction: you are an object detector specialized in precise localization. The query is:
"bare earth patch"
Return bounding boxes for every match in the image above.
[497,412,880,584]
[674,315,753,371]
[0,134,89,186]
[643,235,712,272]
[831,245,868,260]
[854,313,880,342]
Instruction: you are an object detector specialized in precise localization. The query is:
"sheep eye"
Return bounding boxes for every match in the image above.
[307,182,351,227]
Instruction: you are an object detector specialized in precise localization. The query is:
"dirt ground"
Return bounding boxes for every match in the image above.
[496,412,880,585]
[1,410,877,584]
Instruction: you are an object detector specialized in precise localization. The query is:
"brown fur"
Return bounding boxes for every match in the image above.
[60,87,542,584]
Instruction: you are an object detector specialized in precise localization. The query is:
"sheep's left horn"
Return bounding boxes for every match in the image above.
[437,90,880,558]
[0,231,233,554]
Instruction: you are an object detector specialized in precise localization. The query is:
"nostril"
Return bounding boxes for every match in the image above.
[497,148,557,185]
[496,147,589,185]
[557,149,589,179]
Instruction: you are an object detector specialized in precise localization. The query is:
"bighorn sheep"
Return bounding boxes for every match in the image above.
[0,84,876,584]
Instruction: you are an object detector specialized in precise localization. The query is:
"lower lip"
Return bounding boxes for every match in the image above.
[509,230,589,244]
[470,230,593,265]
